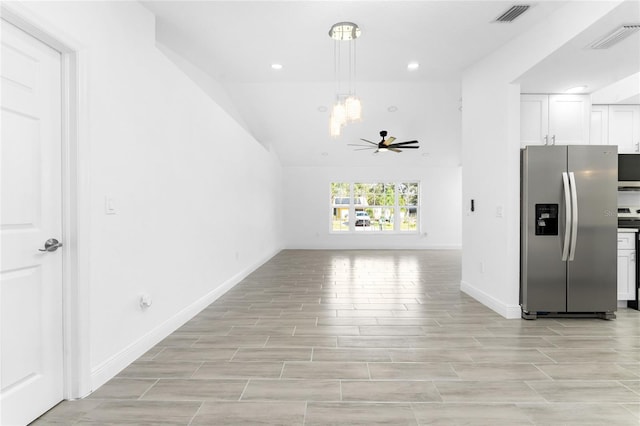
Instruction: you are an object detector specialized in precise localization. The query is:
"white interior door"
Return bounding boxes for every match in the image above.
[1,19,64,426]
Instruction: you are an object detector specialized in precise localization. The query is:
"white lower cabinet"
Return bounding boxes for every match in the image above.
[617,232,637,300]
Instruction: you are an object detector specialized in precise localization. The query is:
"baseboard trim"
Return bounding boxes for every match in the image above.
[283,244,463,250]
[89,247,282,393]
[460,280,521,319]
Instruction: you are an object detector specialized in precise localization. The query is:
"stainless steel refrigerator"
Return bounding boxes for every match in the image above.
[520,145,618,319]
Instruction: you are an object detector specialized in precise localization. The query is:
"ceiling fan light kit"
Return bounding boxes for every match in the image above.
[329,22,362,137]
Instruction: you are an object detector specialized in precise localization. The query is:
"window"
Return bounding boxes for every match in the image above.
[330,181,420,233]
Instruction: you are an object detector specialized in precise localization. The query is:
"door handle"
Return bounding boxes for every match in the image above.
[544,135,549,145]
[39,238,63,252]
[568,172,578,261]
[551,135,556,145]
[561,172,572,261]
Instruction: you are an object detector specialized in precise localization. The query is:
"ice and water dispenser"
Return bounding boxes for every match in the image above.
[535,204,558,236]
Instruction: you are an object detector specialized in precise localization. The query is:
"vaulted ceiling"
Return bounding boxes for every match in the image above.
[142,1,640,167]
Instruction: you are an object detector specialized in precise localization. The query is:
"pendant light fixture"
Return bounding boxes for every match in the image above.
[329,22,362,137]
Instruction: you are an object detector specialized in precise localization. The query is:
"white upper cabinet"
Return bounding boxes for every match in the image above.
[548,95,592,145]
[521,94,591,147]
[521,95,549,147]
[609,105,640,153]
[590,105,640,152]
[590,105,609,145]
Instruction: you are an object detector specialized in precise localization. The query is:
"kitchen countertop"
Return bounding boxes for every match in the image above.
[618,228,639,233]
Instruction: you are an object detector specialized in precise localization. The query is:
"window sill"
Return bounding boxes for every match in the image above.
[329,231,420,236]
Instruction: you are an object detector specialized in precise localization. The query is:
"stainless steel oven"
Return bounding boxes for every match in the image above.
[618,206,640,228]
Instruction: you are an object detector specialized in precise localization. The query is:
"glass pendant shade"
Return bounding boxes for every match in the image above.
[329,115,342,137]
[330,103,346,137]
[331,102,347,127]
[328,22,362,136]
[344,96,362,122]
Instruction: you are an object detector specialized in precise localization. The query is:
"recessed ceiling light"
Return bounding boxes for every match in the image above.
[387,106,398,112]
[407,62,420,71]
[317,106,328,112]
[271,63,283,70]
[321,152,329,156]
[565,85,588,93]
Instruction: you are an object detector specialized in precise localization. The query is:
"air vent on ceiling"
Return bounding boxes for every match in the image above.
[494,5,530,22]
[588,25,640,49]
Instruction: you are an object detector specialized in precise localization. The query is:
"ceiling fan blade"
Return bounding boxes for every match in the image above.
[354,147,375,151]
[383,136,396,146]
[388,147,402,153]
[360,138,378,146]
[392,140,419,146]
[348,144,374,147]
[390,145,419,149]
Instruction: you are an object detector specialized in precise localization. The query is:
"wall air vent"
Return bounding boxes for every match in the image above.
[588,25,640,49]
[494,5,530,22]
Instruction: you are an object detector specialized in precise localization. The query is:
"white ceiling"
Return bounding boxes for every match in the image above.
[517,0,640,95]
[141,1,639,167]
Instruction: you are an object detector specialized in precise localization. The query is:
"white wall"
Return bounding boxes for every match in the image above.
[461,1,623,318]
[16,1,284,393]
[284,166,461,249]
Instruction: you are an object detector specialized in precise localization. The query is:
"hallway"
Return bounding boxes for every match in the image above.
[33,250,640,425]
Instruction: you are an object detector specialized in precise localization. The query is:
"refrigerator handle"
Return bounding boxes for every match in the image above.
[568,172,579,261]
[561,172,572,261]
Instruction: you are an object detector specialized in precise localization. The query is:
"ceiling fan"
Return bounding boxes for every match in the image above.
[348,130,419,153]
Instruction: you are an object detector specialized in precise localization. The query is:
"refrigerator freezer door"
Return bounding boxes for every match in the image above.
[566,145,618,312]
[521,146,568,313]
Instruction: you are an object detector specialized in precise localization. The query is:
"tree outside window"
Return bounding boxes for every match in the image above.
[399,182,419,231]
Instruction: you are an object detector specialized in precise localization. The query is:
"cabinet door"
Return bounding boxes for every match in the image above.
[520,94,549,147]
[608,105,640,153]
[548,94,591,145]
[617,249,636,300]
[590,105,609,145]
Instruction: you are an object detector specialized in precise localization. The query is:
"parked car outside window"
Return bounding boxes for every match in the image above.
[355,211,371,226]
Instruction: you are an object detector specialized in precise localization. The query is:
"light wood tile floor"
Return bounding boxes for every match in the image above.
[32,250,640,425]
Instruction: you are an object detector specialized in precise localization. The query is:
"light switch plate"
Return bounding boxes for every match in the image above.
[105,197,116,215]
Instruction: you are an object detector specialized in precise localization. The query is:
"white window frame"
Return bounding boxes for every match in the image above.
[329,181,420,234]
